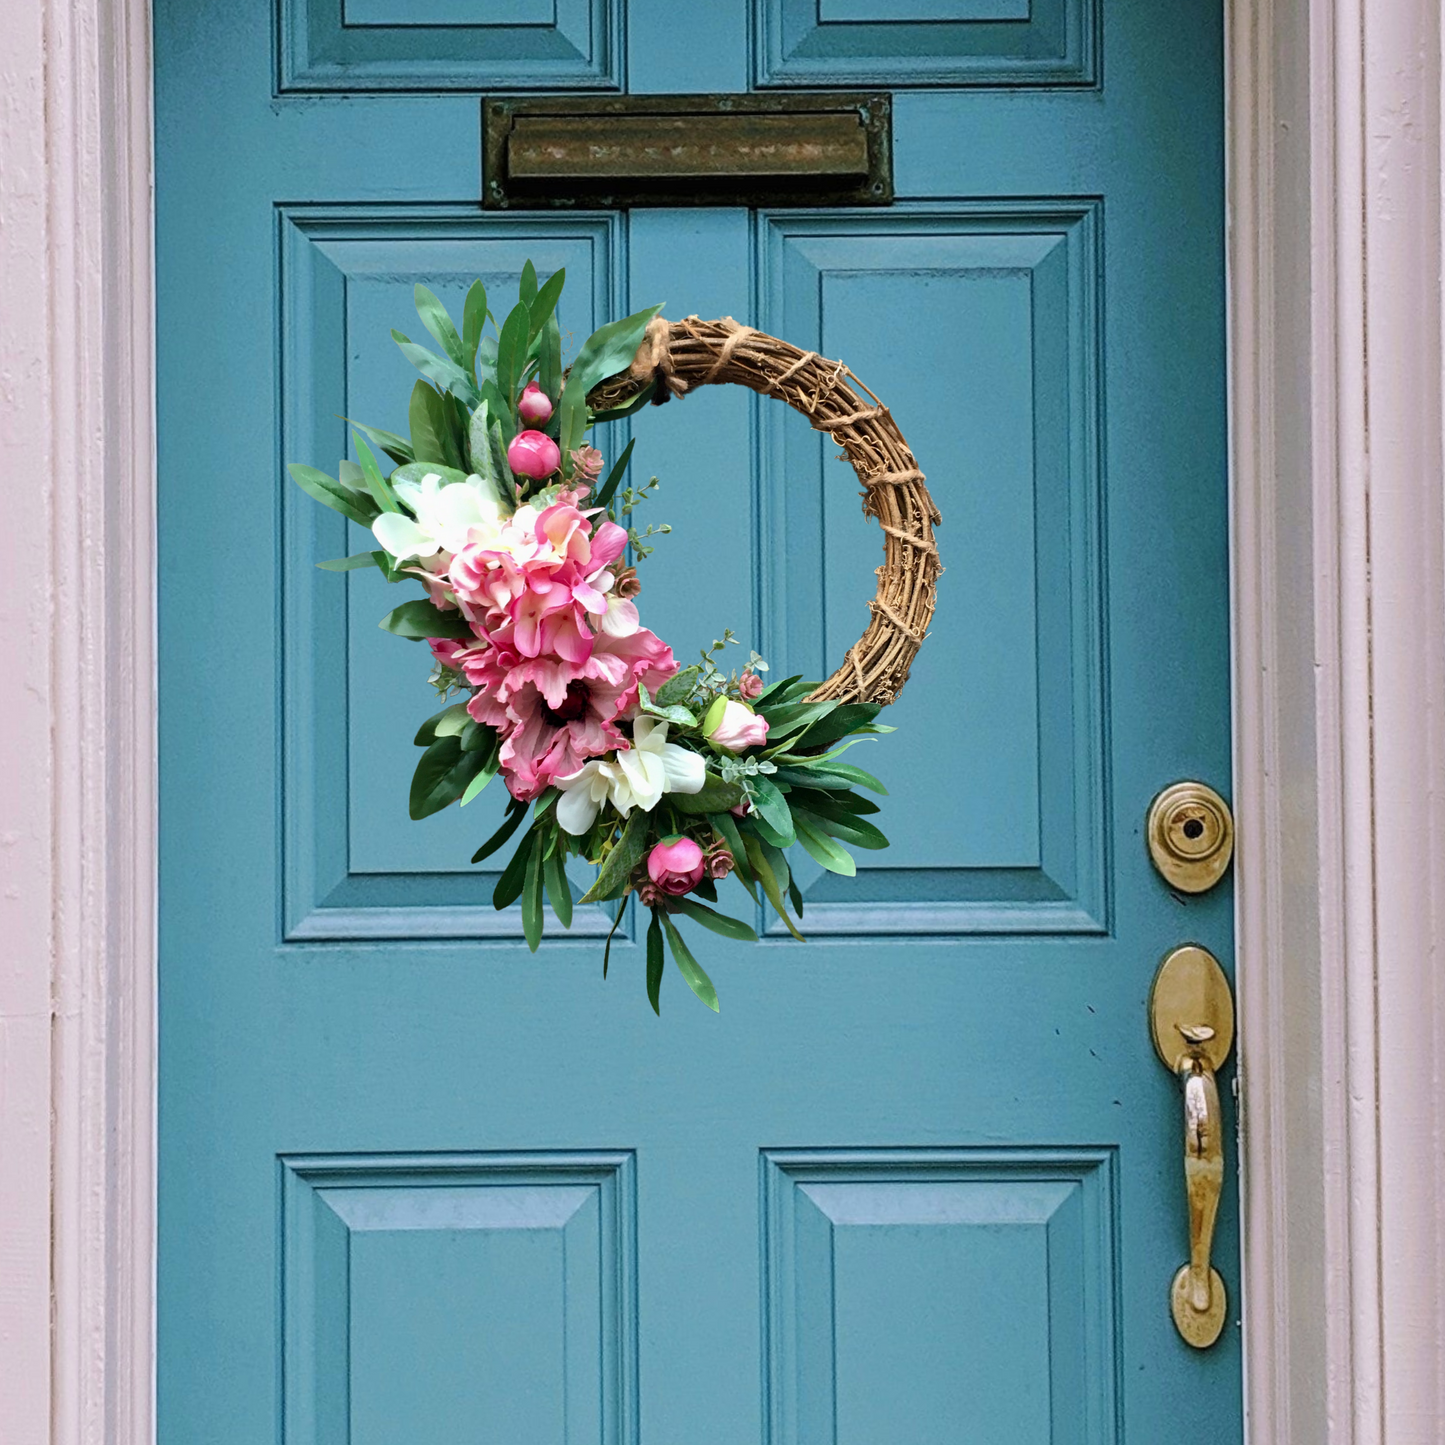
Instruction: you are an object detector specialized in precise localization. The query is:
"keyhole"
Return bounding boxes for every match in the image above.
[1182,818,1205,840]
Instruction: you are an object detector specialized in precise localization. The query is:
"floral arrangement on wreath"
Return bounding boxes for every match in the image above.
[290,264,894,1013]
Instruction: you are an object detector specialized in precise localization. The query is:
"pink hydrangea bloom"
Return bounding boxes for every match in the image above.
[467,626,678,800]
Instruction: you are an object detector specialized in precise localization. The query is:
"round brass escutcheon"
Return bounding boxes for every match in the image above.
[1170,1265,1228,1349]
[1147,781,1235,893]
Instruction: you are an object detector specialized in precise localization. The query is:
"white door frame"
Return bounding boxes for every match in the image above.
[3,0,1441,1439]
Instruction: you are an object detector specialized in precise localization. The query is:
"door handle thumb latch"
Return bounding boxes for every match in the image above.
[1149,944,1235,1348]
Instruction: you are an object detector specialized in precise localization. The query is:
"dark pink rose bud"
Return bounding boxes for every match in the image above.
[738,670,764,701]
[507,428,561,480]
[646,835,706,896]
[517,381,553,423]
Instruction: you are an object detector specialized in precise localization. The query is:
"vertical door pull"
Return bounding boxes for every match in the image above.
[1149,945,1235,1348]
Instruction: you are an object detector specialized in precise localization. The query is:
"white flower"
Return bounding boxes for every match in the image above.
[596,594,640,638]
[372,472,504,560]
[555,717,706,836]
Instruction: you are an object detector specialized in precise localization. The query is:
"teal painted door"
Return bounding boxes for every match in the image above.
[156,4,1238,1442]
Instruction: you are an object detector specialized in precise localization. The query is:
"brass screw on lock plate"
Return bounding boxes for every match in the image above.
[1147,782,1235,893]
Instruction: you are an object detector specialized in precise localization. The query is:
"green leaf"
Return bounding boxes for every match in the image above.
[602,897,627,978]
[646,910,665,1015]
[409,736,489,820]
[462,280,488,376]
[459,733,501,804]
[480,378,516,440]
[557,303,663,457]
[522,838,545,951]
[519,259,538,305]
[353,433,401,513]
[487,416,511,495]
[792,807,890,851]
[669,774,745,815]
[388,461,472,489]
[788,875,805,919]
[673,896,758,942]
[592,436,635,512]
[415,702,469,745]
[748,811,793,851]
[792,702,883,752]
[380,599,475,641]
[409,381,448,465]
[544,845,574,928]
[527,268,566,342]
[753,674,809,706]
[493,825,535,909]
[588,380,657,424]
[288,463,377,527]
[539,312,563,402]
[317,551,383,573]
[794,816,857,876]
[742,835,804,942]
[578,808,650,904]
[788,787,880,820]
[655,665,701,709]
[341,418,414,466]
[748,775,795,846]
[495,301,532,410]
[706,811,758,900]
[393,328,479,406]
[661,914,720,1012]
[773,760,888,795]
[414,284,466,368]
[472,797,528,864]
[637,682,698,729]
[759,700,838,750]
[569,303,665,398]
[468,403,501,491]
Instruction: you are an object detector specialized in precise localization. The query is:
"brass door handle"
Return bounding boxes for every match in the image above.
[1149,946,1235,1348]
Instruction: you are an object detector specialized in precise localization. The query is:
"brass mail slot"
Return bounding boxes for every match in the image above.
[482,94,892,210]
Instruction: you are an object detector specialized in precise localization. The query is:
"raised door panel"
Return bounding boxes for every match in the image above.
[764,1149,1119,1444]
[760,207,1106,935]
[282,1153,637,1444]
[754,0,1098,87]
[279,0,623,91]
[280,209,624,941]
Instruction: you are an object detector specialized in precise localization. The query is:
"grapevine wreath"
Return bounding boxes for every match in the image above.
[291,265,940,1011]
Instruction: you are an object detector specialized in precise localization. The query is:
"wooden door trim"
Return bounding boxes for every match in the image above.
[1228,0,1445,1437]
[0,0,156,1439]
[4,0,1443,1439]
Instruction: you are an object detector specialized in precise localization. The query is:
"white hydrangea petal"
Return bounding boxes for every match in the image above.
[659,742,705,794]
[372,512,434,560]
[431,483,503,554]
[598,596,640,637]
[616,747,665,812]
[632,715,665,749]
[556,781,602,836]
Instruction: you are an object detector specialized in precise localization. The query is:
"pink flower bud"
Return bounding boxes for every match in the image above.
[738,670,764,701]
[507,428,561,480]
[704,697,769,753]
[517,381,553,423]
[646,835,706,896]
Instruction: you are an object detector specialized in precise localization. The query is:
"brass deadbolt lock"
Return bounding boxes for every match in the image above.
[1147,782,1235,893]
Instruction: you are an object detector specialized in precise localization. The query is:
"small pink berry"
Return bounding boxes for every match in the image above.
[507,428,561,480]
[517,381,553,423]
